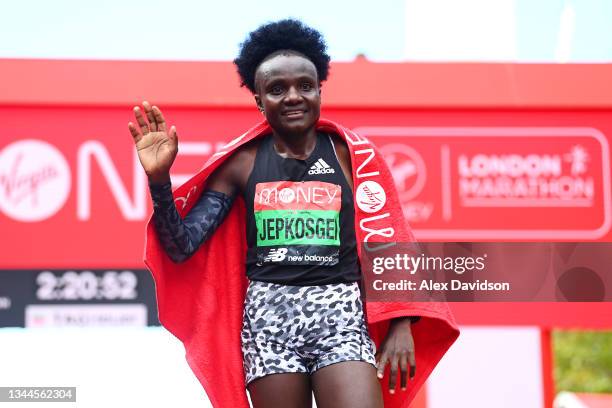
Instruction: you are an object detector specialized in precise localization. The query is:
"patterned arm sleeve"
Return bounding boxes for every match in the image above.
[149,181,235,263]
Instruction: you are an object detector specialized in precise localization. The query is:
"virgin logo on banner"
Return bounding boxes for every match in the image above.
[0,140,71,222]
[356,180,387,214]
[357,127,611,240]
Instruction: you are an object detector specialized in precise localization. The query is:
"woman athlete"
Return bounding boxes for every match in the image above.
[129,19,419,408]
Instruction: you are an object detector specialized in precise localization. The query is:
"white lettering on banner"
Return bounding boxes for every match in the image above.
[343,126,395,243]
[0,128,398,244]
[459,178,595,201]
[1,138,214,222]
[459,154,562,177]
[77,142,147,221]
[359,213,395,242]
[354,148,380,179]
[342,128,369,146]
[166,142,215,186]
[0,140,71,222]
[353,126,611,240]
[75,141,215,220]
[403,203,434,222]
[458,147,595,204]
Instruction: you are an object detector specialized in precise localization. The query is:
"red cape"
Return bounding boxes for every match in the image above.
[144,118,460,407]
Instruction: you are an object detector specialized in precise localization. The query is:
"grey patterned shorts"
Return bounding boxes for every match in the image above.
[241,280,377,386]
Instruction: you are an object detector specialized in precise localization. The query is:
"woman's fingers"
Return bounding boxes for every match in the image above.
[388,354,399,393]
[408,349,417,380]
[399,351,408,390]
[128,122,142,143]
[376,352,388,379]
[378,350,413,393]
[152,105,167,132]
[132,102,169,136]
[142,101,158,132]
[169,126,178,143]
[133,106,150,135]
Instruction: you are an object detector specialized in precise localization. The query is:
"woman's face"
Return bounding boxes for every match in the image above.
[254,53,321,137]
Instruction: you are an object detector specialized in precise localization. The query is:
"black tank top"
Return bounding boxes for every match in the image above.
[243,132,360,285]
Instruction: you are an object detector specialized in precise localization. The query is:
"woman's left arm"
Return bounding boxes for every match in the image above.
[332,135,421,392]
[375,316,418,394]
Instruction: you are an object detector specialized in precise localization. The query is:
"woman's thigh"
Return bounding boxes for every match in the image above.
[247,372,312,408]
[311,361,383,408]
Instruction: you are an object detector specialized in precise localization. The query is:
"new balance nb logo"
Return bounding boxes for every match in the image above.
[263,248,288,262]
[308,158,335,175]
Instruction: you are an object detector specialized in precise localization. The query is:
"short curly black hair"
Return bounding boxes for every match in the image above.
[234,19,331,94]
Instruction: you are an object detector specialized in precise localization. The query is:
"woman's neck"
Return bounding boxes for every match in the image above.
[271,128,317,160]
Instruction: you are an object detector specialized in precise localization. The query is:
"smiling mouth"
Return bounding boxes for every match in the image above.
[283,110,306,117]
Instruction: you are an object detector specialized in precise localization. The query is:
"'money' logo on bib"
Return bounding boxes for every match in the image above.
[254,181,341,246]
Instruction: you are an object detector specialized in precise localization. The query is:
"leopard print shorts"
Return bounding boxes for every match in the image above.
[241,280,377,386]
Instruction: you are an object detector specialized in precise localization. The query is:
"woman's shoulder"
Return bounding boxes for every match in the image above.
[327,133,350,161]
[228,136,262,165]
[209,136,263,193]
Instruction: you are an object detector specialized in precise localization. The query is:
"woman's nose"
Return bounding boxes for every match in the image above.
[285,86,302,103]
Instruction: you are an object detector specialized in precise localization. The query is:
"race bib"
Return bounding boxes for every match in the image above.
[254,181,341,265]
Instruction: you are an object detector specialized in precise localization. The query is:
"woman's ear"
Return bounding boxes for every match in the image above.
[254,95,264,113]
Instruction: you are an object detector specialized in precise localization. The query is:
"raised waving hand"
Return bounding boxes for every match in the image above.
[128,101,178,184]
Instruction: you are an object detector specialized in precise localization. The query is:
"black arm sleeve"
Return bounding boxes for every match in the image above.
[149,181,235,263]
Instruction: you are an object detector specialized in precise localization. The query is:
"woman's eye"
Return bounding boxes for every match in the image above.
[301,83,313,91]
[270,85,283,94]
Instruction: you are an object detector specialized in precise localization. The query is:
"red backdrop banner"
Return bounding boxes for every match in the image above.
[1,60,610,327]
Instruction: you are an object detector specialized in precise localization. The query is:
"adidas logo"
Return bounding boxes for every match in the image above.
[308,158,335,175]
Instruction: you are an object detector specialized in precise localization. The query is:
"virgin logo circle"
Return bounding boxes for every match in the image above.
[278,188,296,203]
[0,139,71,222]
[356,180,387,213]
